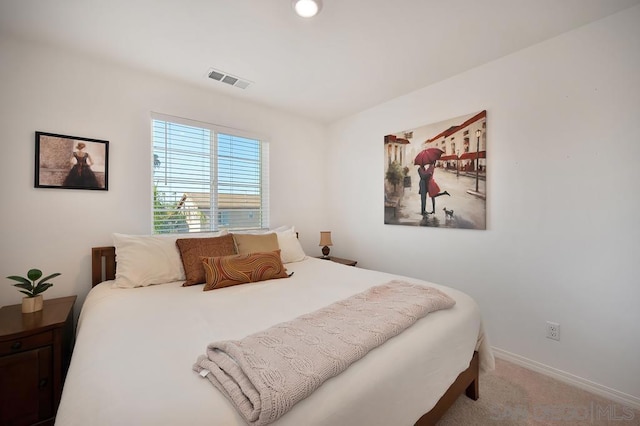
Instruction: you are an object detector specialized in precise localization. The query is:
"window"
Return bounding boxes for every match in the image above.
[152,114,269,234]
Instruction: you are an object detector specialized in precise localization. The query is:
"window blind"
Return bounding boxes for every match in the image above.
[152,115,269,234]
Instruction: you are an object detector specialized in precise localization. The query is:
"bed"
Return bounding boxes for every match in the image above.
[55,231,493,426]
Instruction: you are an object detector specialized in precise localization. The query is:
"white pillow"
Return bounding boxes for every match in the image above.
[112,231,227,288]
[275,227,306,264]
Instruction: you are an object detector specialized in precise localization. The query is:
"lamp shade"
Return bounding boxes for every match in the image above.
[319,231,333,247]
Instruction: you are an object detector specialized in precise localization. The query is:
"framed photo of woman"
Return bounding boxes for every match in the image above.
[35,131,109,190]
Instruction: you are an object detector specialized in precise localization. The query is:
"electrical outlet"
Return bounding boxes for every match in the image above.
[546,321,560,341]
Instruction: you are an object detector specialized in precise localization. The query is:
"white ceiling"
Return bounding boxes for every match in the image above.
[1,0,638,123]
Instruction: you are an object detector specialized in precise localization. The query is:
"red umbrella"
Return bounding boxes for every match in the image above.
[414,148,444,166]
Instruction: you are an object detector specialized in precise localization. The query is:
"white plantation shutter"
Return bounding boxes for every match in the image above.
[152,114,269,234]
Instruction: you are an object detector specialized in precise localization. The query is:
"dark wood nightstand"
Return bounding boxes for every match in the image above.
[0,296,76,426]
[316,256,357,267]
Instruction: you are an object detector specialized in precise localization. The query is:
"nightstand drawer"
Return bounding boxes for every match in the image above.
[0,346,53,425]
[0,331,53,356]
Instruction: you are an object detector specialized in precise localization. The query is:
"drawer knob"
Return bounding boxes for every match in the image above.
[11,341,22,350]
[39,378,48,388]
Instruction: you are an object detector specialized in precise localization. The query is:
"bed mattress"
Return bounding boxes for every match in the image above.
[55,257,493,425]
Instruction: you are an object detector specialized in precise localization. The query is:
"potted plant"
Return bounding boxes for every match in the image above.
[402,166,411,188]
[7,269,61,313]
[385,161,403,192]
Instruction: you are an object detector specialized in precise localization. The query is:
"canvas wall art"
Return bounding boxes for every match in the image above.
[384,110,486,229]
[35,132,109,190]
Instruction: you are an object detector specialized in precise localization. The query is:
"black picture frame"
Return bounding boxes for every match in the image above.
[35,131,109,190]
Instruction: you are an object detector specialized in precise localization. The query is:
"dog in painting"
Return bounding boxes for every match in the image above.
[443,207,454,219]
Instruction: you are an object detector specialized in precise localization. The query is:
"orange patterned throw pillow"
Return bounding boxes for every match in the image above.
[202,250,289,291]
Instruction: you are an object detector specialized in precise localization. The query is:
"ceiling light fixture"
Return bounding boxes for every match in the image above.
[292,0,322,18]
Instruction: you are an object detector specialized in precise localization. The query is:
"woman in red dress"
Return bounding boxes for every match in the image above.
[420,161,449,215]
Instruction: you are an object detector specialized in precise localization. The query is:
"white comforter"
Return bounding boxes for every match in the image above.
[56,258,493,426]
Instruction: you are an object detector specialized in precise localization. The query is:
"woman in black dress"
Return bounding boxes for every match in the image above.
[63,142,100,188]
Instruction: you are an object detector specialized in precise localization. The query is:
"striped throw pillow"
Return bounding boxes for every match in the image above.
[202,250,289,291]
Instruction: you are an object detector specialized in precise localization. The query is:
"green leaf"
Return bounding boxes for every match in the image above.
[18,290,33,297]
[13,283,34,291]
[27,269,43,281]
[37,272,61,285]
[33,283,53,295]
[6,275,31,286]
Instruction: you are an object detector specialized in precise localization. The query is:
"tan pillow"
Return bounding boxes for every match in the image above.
[202,250,289,291]
[232,233,279,255]
[176,234,237,286]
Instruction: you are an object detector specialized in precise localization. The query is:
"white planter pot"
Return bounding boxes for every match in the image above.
[22,295,43,313]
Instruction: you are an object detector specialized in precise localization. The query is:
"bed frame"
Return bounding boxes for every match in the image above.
[90,246,480,425]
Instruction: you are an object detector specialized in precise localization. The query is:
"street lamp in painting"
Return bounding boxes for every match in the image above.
[475,129,481,193]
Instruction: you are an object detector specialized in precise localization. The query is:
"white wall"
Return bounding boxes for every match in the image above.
[0,37,328,308]
[327,6,640,403]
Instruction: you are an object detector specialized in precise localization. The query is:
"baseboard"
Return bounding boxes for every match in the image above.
[492,346,640,411]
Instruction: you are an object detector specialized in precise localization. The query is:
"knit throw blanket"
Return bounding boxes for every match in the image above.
[193,280,456,426]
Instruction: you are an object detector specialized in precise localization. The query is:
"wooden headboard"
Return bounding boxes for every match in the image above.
[92,246,116,287]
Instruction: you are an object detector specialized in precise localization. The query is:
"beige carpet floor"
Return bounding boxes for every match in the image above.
[437,358,640,426]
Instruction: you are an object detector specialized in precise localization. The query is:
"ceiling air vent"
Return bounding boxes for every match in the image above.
[207,68,252,90]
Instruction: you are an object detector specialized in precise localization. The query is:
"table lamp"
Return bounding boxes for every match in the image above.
[319,231,333,259]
